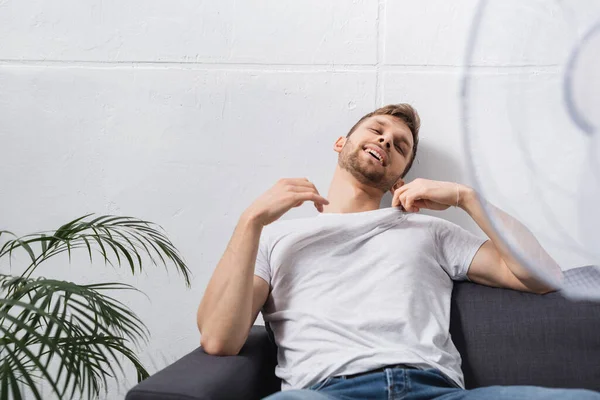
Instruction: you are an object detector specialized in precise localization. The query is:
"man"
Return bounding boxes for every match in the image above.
[197,104,599,399]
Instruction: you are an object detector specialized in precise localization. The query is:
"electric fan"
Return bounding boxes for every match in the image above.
[461,0,600,300]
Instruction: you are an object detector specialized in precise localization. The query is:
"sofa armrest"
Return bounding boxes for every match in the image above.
[126,325,280,400]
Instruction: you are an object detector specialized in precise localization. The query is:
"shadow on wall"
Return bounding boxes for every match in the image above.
[380,140,484,236]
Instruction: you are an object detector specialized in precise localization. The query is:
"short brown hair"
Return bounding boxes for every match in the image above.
[346,104,420,178]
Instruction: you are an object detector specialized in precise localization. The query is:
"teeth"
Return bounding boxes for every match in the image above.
[366,149,383,164]
[367,149,380,160]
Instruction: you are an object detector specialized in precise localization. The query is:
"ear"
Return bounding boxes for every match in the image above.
[390,178,405,195]
[333,137,346,153]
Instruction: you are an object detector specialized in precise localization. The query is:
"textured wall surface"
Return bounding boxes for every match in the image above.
[0,1,573,398]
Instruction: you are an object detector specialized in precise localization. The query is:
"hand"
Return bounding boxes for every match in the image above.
[390,178,468,213]
[243,178,330,226]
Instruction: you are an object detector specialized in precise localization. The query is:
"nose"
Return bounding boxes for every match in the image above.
[378,136,391,149]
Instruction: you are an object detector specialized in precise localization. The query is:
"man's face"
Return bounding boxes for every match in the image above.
[336,115,414,192]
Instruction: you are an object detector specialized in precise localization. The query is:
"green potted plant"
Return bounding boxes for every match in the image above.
[0,214,191,400]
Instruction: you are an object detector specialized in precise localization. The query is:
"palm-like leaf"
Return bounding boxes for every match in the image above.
[0,215,191,399]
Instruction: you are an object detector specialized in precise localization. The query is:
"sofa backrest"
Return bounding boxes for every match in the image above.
[450,266,600,390]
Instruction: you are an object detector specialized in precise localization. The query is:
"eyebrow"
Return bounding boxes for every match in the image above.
[374,119,413,152]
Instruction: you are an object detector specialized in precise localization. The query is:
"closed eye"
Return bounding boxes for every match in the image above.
[372,128,404,155]
[393,141,407,155]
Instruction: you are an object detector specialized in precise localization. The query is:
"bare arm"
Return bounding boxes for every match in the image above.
[390,178,563,294]
[196,178,329,356]
[460,187,563,294]
[197,215,267,355]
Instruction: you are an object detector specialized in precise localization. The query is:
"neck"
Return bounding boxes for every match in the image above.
[322,165,385,214]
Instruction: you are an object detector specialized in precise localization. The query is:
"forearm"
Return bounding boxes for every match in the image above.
[197,213,263,353]
[459,186,562,292]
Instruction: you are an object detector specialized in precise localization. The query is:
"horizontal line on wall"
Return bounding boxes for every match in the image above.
[0,59,561,73]
[0,59,376,71]
[384,62,560,68]
[382,65,561,74]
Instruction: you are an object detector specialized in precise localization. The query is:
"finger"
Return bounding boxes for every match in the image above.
[413,199,427,208]
[294,192,330,206]
[288,184,321,194]
[408,198,421,212]
[407,197,422,213]
[404,194,416,212]
[393,189,408,210]
[391,189,402,207]
[294,199,324,211]
[295,180,327,202]
[395,183,410,196]
[399,192,416,213]
[287,178,320,189]
[279,179,319,195]
[393,193,407,212]
[402,188,425,212]
[397,190,408,209]
[289,186,329,204]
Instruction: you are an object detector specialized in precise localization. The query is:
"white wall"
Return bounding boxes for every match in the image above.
[1,1,583,398]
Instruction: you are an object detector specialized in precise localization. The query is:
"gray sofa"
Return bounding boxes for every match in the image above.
[126,266,600,400]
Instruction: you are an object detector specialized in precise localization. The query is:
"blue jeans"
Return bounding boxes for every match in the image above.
[263,366,600,399]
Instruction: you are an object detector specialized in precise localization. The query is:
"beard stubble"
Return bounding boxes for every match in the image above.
[338,138,399,192]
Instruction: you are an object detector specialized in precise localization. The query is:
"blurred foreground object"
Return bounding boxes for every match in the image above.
[462,0,600,300]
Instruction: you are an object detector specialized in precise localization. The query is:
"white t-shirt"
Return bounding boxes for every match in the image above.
[254,206,488,391]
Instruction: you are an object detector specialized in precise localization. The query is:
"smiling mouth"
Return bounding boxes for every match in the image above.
[364,148,384,165]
